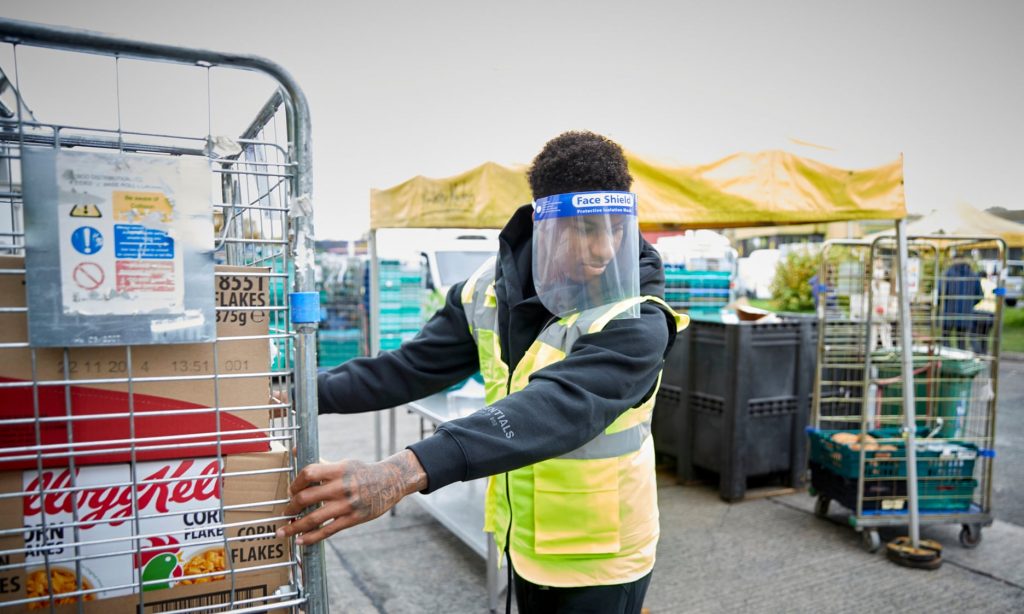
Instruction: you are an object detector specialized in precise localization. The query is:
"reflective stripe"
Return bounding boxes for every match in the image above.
[484,283,498,308]
[606,372,662,435]
[461,256,496,307]
[462,258,508,404]
[588,296,646,333]
[558,419,652,460]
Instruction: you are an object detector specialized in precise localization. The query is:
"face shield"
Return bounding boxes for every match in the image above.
[533,191,640,318]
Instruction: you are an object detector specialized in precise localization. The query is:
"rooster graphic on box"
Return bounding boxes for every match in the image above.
[135,536,183,591]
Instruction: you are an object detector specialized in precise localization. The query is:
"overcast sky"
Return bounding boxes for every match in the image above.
[2,0,1022,239]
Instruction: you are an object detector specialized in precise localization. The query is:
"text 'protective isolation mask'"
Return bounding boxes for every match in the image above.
[533,191,640,318]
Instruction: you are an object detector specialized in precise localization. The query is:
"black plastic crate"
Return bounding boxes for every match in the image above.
[652,315,816,501]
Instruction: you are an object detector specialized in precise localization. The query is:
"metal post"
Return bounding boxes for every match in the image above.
[285,80,329,614]
[295,325,328,614]
[895,219,921,547]
[369,230,384,461]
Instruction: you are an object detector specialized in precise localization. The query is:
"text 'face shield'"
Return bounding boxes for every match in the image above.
[533,191,640,318]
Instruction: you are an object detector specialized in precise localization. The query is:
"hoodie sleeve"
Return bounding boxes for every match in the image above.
[317,282,481,414]
[408,300,676,492]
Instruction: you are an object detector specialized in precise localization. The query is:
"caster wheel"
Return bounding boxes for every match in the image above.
[814,495,831,519]
[959,524,982,548]
[862,529,881,553]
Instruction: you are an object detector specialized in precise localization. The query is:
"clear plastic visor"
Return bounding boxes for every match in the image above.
[532,191,640,318]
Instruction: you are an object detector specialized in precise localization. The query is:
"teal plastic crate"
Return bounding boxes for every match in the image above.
[807,429,977,480]
[918,477,977,511]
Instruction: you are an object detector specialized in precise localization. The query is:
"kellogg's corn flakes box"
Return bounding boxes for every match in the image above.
[0,452,291,611]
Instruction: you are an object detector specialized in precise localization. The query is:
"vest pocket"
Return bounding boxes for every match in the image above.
[533,457,620,555]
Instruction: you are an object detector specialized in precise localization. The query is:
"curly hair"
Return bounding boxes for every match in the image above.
[527,131,633,200]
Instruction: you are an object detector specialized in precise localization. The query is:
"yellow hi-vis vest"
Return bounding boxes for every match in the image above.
[460,258,688,587]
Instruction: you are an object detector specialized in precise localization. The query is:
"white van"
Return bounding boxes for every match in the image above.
[1005,260,1023,307]
[736,248,781,300]
[420,232,499,295]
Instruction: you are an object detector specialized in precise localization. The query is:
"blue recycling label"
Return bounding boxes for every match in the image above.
[114,224,175,259]
[70,226,104,255]
[533,191,637,221]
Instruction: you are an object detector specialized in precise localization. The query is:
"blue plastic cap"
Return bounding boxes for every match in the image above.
[815,284,829,293]
[979,448,997,458]
[994,287,1007,296]
[805,426,819,434]
[290,292,321,323]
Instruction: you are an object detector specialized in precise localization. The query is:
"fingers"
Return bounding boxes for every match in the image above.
[279,502,342,539]
[294,516,349,547]
[289,462,330,495]
[282,482,334,518]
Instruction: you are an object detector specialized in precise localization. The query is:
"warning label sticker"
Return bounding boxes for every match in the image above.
[72,261,105,290]
[70,204,102,218]
[52,153,210,317]
[113,191,173,223]
[114,224,175,259]
[116,260,176,292]
[71,226,104,255]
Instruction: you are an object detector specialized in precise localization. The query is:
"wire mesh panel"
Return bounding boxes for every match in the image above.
[811,236,1002,544]
[0,19,324,612]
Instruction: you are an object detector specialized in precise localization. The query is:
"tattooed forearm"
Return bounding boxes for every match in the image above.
[278,450,429,545]
[389,449,429,495]
[344,451,428,521]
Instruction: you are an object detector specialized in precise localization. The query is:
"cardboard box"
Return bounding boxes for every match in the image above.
[0,451,292,611]
[0,257,275,470]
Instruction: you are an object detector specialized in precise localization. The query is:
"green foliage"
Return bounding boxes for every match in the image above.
[1003,306,1024,353]
[770,248,821,312]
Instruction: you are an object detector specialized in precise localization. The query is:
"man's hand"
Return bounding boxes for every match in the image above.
[277,450,428,546]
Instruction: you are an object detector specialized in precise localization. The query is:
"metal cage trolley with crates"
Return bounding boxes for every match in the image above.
[0,19,329,612]
[809,234,1003,552]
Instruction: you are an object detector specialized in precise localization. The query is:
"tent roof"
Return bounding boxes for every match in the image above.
[369,150,906,231]
[867,202,1024,247]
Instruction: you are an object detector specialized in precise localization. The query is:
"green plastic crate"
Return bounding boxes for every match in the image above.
[807,429,977,480]
[873,352,987,437]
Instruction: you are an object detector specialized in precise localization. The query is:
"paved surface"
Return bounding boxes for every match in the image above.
[994,358,1024,525]
[314,359,1024,613]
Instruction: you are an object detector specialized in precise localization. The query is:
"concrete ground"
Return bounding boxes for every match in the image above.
[314,360,1024,613]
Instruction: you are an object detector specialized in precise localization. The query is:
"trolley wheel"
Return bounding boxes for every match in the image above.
[959,524,983,548]
[808,486,818,497]
[814,495,830,519]
[862,529,882,553]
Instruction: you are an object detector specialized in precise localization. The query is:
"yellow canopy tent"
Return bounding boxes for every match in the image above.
[370,150,907,230]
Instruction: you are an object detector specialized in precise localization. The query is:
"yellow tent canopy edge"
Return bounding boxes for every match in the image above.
[369,150,906,231]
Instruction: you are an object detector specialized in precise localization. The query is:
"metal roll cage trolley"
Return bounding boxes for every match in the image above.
[811,232,1003,568]
[0,18,327,612]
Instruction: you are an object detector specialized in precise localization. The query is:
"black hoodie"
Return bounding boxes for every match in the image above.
[317,204,677,492]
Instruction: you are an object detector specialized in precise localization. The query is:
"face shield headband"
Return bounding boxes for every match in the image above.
[532,191,641,318]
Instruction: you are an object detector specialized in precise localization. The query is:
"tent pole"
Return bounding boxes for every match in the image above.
[895,218,920,547]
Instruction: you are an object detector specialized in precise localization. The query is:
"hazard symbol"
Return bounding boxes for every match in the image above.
[70,204,102,218]
[72,262,105,290]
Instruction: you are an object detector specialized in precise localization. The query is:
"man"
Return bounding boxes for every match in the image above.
[940,254,986,352]
[279,131,684,613]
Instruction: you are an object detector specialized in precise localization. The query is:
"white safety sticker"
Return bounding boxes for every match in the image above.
[55,152,208,316]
